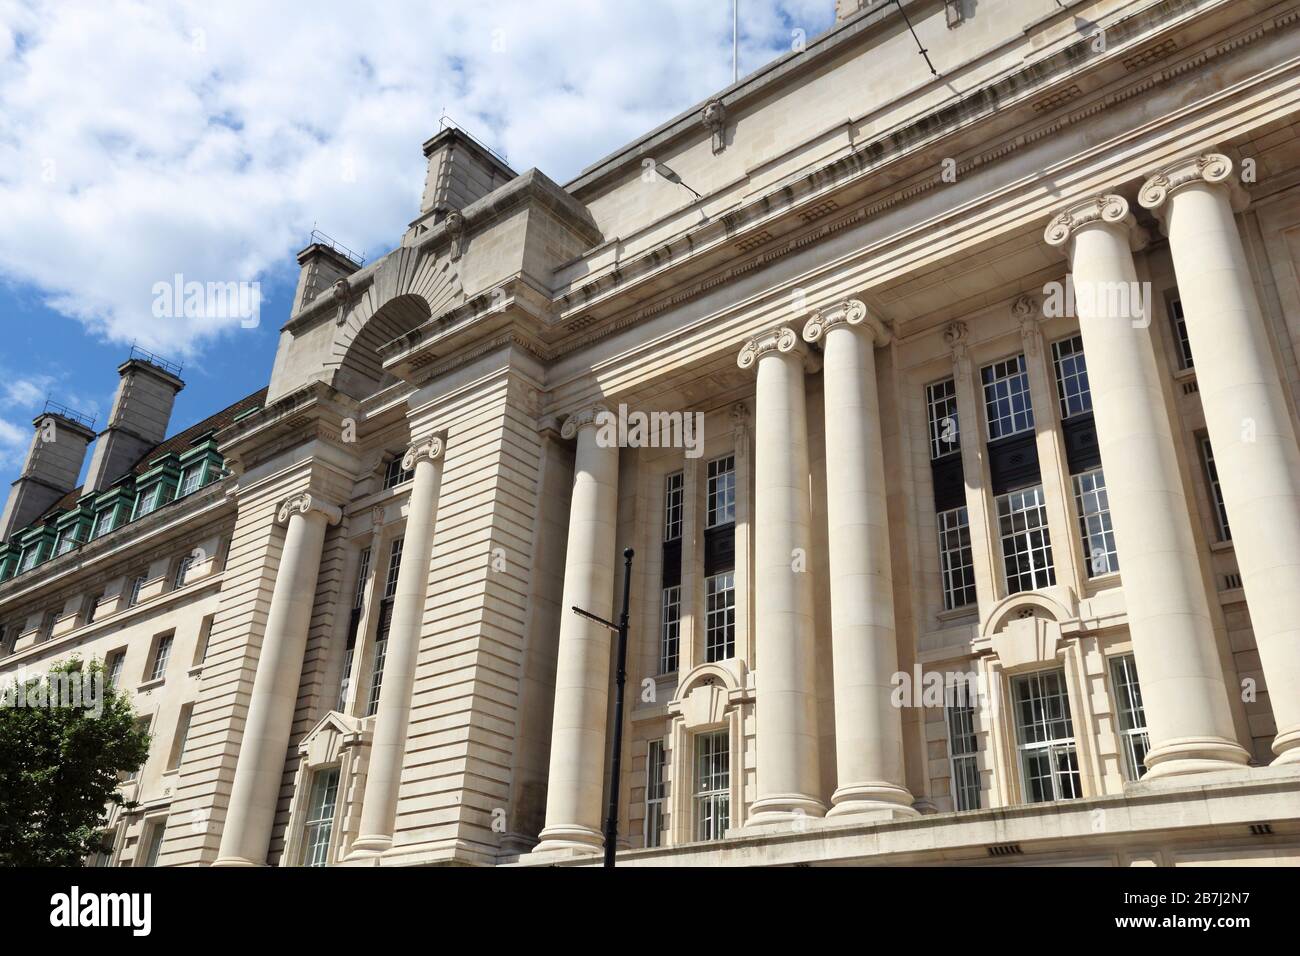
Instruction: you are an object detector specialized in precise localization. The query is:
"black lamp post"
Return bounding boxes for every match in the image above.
[570,547,634,868]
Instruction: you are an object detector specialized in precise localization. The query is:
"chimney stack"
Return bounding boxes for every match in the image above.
[0,408,97,541]
[291,238,362,316]
[83,353,185,494]
[417,126,515,220]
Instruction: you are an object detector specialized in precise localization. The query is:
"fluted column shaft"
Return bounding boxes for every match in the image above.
[352,435,447,855]
[738,327,825,822]
[534,407,619,853]
[1142,154,1300,764]
[804,303,915,818]
[1044,196,1247,778]
[215,493,340,866]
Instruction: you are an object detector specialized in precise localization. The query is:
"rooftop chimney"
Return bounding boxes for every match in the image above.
[0,409,97,541]
[292,233,363,316]
[417,126,516,219]
[83,354,185,493]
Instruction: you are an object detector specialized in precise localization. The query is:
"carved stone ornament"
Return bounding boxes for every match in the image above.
[1012,294,1044,355]
[332,278,352,326]
[801,298,891,346]
[702,98,727,155]
[1138,152,1237,211]
[443,210,466,260]
[736,325,802,370]
[560,403,611,440]
[1042,194,1142,251]
[277,492,343,526]
[401,432,447,471]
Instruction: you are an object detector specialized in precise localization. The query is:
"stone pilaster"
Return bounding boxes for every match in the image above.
[1141,153,1300,765]
[804,301,916,818]
[1044,195,1248,778]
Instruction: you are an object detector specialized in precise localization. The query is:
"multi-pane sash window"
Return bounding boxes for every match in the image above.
[937,506,976,610]
[944,681,981,811]
[1170,297,1194,370]
[18,546,40,573]
[706,456,735,528]
[704,572,735,663]
[694,730,729,842]
[142,821,166,867]
[1072,468,1118,577]
[996,485,1055,593]
[173,554,194,590]
[1051,335,1092,420]
[1109,655,1150,781]
[366,538,403,717]
[127,573,147,608]
[663,472,684,542]
[55,526,81,556]
[1012,670,1082,803]
[134,485,162,519]
[659,585,681,674]
[383,457,414,489]
[300,768,340,867]
[106,651,125,689]
[92,508,118,539]
[981,354,1035,440]
[1200,437,1230,542]
[149,634,173,682]
[926,377,960,459]
[644,739,667,849]
[178,465,204,497]
[339,547,371,712]
[39,609,58,642]
[84,593,102,626]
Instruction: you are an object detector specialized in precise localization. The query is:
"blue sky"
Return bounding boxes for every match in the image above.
[0,0,835,493]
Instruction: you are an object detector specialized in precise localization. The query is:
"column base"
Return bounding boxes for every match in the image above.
[210,856,265,868]
[746,793,827,827]
[827,783,919,820]
[1143,736,1250,779]
[1270,728,1300,766]
[345,835,392,860]
[531,823,603,856]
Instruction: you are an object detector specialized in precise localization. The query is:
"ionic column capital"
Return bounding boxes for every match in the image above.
[401,432,447,471]
[1044,194,1147,255]
[560,404,611,440]
[736,325,806,371]
[801,299,891,346]
[1138,151,1247,213]
[276,492,342,526]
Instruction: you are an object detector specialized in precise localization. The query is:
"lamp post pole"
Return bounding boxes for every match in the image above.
[571,547,635,868]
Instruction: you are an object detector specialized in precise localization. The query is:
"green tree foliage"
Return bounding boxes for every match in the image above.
[0,658,150,866]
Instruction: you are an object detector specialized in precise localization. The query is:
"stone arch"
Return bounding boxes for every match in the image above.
[327,245,463,399]
[980,589,1073,640]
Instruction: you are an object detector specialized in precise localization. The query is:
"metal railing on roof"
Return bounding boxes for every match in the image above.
[309,228,365,266]
[40,399,96,430]
[129,344,184,377]
[438,113,511,169]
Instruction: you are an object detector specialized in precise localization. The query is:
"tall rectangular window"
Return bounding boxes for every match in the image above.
[644,739,667,849]
[926,377,960,459]
[1051,334,1092,420]
[706,456,735,528]
[1073,468,1118,577]
[134,485,162,519]
[1170,297,1194,370]
[996,485,1055,594]
[694,730,729,842]
[1012,670,1081,803]
[168,704,193,771]
[106,650,126,689]
[383,456,414,489]
[366,538,403,717]
[659,585,681,674]
[141,820,167,867]
[299,768,340,867]
[663,472,684,542]
[178,464,204,497]
[173,553,194,590]
[1200,437,1231,541]
[126,573,147,608]
[339,547,371,712]
[38,609,58,642]
[148,633,173,682]
[92,508,118,539]
[944,681,981,811]
[1109,655,1150,781]
[981,354,1035,440]
[937,506,976,610]
[704,572,735,663]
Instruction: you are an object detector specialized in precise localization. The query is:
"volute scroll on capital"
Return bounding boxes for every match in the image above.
[401,432,447,471]
[560,403,611,440]
[1138,152,1245,213]
[1043,193,1147,253]
[801,299,892,347]
[736,325,804,370]
[277,492,343,526]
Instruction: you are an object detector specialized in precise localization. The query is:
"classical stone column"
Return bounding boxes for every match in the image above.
[1044,195,1248,778]
[1141,153,1300,765]
[737,327,826,822]
[803,302,915,818]
[534,405,620,854]
[351,434,447,856]
[215,492,342,866]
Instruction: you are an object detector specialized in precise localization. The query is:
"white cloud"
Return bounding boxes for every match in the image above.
[0,0,833,359]
[0,417,28,470]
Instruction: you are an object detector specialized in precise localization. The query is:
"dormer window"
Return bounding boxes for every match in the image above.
[177,464,204,497]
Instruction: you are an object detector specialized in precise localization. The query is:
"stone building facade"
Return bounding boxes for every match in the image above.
[3,0,1300,867]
